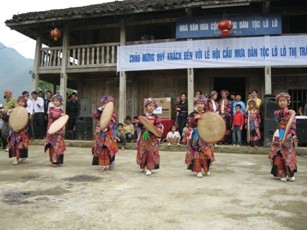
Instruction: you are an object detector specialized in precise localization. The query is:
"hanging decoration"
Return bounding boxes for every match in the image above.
[50,28,62,41]
[218,19,233,37]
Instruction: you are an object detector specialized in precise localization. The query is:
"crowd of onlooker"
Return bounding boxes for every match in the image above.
[164,89,264,147]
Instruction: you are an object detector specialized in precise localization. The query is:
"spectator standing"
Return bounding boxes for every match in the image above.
[1,88,17,150]
[207,91,219,113]
[22,91,34,138]
[232,94,246,115]
[174,96,181,129]
[66,92,79,139]
[245,99,261,148]
[132,116,139,141]
[218,90,232,144]
[176,92,188,137]
[247,89,262,110]
[31,91,45,139]
[195,90,202,97]
[45,90,53,114]
[231,104,245,146]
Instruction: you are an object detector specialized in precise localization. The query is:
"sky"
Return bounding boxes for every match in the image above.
[0,0,115,59]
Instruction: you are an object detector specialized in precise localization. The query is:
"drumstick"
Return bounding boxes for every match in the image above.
[281,109,295,144]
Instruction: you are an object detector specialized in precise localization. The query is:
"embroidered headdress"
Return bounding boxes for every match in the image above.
[194,95,207,105]
[220,90,229,96]
[17,95,27,107]
[51,93,64,104]
[144,97,158,108]
[275,92,291,103]
[210,91,218,98]
[101,95,114,104]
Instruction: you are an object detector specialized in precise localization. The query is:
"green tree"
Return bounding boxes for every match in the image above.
[38,80,75,97]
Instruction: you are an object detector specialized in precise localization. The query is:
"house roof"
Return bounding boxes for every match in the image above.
[6,0,266,25]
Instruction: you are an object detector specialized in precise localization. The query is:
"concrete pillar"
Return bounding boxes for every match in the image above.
[119,71,127,122]
[264,66,272,94]
[60,24,69,113]
[131,76,138,117]
[32,35,42,91]
[119,18,126,123]
[187,68,194,113]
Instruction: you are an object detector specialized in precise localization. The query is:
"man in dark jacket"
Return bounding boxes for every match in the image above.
[66,92,79,139]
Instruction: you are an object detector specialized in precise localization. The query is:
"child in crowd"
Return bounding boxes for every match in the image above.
[181,122,189,144]
[116,123,126,150]
[44,94,66,167]
[136,98,163,176]
[185,95,215,178]
[269,92,297,182]
[231,104,244,147]
[132,116,139,141]
[92,96,118,172]
[166,125,181,146]
[181,122,192,144]
[245,99,261,148]
[7,96,30,165]
[123,116,135,142]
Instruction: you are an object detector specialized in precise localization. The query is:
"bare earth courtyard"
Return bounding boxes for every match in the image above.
[0,146,306,230]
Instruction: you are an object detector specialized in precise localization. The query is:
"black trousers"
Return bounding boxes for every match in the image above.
[33,112,45,139]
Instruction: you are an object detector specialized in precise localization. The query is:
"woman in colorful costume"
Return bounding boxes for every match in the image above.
[207,91,219,113]
[185,95,215,178]
[136,98,163,176]
[7,96,30,165]
[218,90,232,144]
[245,99,261,148]
[269,92,297,182]
[92,96,118,172]
[45,94,66,166]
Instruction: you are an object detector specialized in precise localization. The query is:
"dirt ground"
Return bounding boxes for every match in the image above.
[0,146,307,230]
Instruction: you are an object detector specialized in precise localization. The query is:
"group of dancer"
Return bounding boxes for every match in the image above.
[5,92,297,181]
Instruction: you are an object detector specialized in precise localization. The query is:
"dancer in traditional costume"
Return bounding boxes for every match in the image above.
[92,96,118,172]
[245,99,261,148]
[44,94,66,166]
[136,98,163,176]
[269,92,297,182]
[185,95,215,178]
[7,96,30,165]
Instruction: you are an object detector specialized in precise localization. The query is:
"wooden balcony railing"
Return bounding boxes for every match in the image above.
[39,42,119,70]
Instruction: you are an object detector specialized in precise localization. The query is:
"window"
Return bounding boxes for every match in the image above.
[288,89,307,114]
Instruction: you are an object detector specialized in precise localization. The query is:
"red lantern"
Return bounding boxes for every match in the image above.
[218,20,233,37]
[50,28,62,41]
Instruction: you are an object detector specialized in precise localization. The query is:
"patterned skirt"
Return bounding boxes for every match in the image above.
[269,130,297,178]
[136,137,160,170]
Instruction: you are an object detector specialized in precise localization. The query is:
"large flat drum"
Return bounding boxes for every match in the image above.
[48,115,69,134]
[9,107,28,132]
[139,116,162,138]
[197,112,226,143]
[100,102,114,130]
